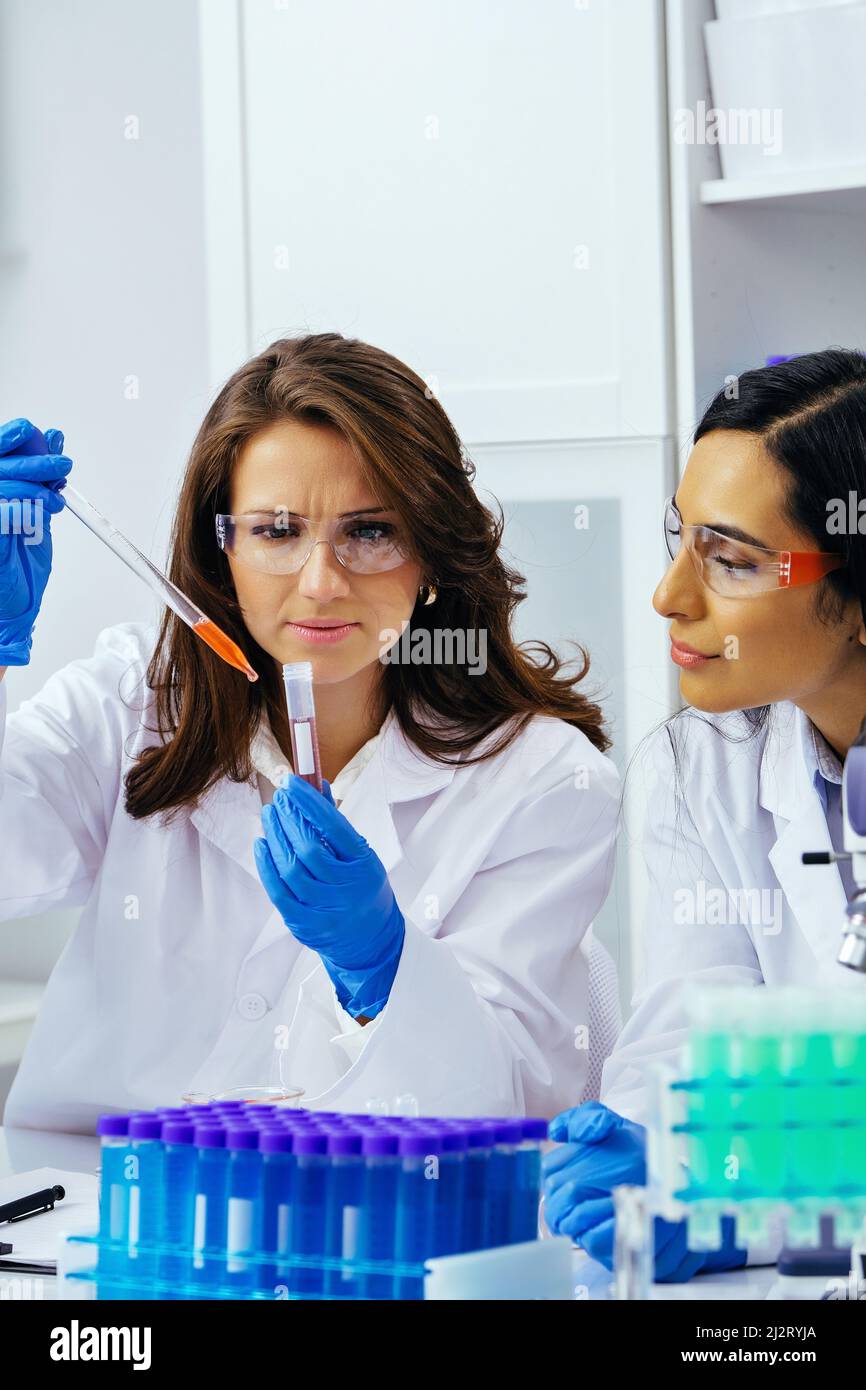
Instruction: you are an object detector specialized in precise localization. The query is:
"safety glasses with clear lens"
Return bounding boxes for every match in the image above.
[215,511,412,576]
[663,497,845,598]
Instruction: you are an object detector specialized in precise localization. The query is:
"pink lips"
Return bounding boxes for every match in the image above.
[285,620,360,645]
[670,638,718,670]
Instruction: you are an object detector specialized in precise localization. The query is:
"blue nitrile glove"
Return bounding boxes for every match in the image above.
[254,774,405,1020]
[543,1101,747,1283]
[0,418,71,666]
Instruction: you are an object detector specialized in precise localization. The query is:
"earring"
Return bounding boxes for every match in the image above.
[419,583,438,607]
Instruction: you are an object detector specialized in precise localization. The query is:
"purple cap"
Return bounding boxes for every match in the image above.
[436,1128,467,1153]
[128,1115,163,1140]
[292,1131,328,1155]
[226,1125,260,1151]
[156,1106,190,1117]
[469,1117,517,1139]
[96,1114,132,1137]
[194,1123,227,1148]
[326,1131,362,1155]
[361,1131,399,1156]
[521,1118,549,1141]
[462,1123,494,1149]
[473,1119,522,1144]
[212,1102,247,1113]
[397,1129,443,1156]
[162,1120,196,1145]
[259,1130,295,1154]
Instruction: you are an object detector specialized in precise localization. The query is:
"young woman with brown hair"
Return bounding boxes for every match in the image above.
[0,332,619,1131]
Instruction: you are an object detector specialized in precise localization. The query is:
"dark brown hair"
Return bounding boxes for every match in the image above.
[125,333,609,821]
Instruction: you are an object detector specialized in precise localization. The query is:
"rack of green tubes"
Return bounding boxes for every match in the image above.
[80,1106,547,1300]
[668,990,866,1218]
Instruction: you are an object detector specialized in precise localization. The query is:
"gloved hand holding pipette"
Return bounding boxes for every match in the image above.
[0,418,71,667]
[542,1101,748,1282]
[2,417,257,682]
[254,775,406,1021]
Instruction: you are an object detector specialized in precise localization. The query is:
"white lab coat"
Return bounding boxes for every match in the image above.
[602,701,866,1126]
[1,621,620,1134]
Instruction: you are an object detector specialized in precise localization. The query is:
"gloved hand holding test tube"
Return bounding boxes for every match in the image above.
[10,423,258,683]
[256,664,406,1019]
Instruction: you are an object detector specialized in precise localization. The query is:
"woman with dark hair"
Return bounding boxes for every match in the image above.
[0,332,619,1131]
[544,348,866,1281]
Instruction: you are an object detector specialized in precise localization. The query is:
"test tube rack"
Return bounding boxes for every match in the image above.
[58,1107,547,1301]
[647,987,866,1252]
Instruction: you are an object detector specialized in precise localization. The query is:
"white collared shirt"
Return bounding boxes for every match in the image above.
[250,709,385,807]
[604,701,865,1127]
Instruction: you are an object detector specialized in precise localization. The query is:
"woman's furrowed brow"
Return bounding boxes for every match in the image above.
[674,496,768,548]
[235,505,391,518]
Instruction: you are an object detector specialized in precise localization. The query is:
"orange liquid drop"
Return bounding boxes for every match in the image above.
[193,618,258,682]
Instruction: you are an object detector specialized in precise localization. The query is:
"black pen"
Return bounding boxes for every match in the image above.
[0,1184,65,1225]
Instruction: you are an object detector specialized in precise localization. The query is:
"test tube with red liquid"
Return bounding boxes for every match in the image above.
[283,661,323,792]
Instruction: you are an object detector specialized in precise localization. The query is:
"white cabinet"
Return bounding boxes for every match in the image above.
[199,0,680,999]
[200,0,673,444]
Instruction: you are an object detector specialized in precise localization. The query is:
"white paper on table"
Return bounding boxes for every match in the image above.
[0,1166,98,1271]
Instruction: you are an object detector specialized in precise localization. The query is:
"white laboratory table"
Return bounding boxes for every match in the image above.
[0,1123,101,1300]
[0,1125,778,1301]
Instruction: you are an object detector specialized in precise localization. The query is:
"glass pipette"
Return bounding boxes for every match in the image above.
[60,485,259,682]
[14,423,258,682]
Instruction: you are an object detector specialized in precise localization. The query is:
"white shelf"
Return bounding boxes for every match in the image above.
[700,164,866,212]
[667,0,866,449]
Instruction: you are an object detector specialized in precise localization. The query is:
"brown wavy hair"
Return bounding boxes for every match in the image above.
[125,333,609,821]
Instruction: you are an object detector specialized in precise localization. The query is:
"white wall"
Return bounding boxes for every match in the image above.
[0,0,210,1105]
[0,0,210,705]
